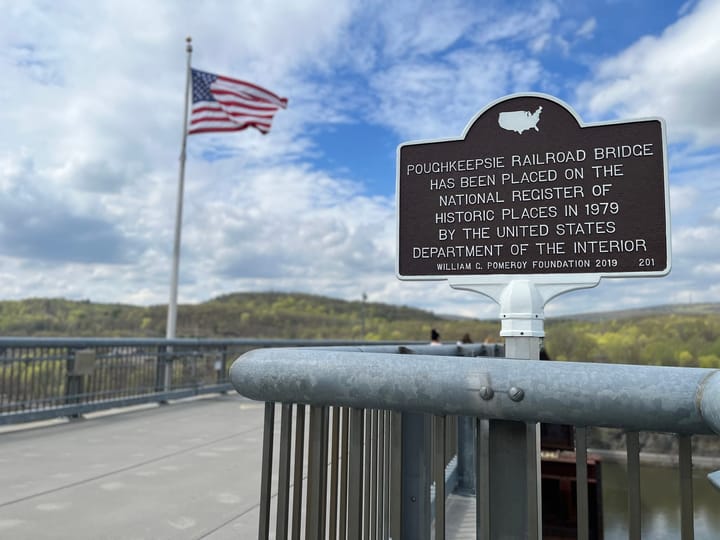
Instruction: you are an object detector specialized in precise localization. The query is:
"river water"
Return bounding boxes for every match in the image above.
[602,462,720,539]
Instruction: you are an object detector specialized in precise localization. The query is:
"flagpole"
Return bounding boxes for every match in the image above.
[166,36,193,339]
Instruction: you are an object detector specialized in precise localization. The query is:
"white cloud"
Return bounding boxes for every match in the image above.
[577,0,720,147]
[370,0,479,59]
[672,225,720,258]
[468,2,561,49]
[369,50,543,140]
[575,17,597,39]
[669,184,698,213]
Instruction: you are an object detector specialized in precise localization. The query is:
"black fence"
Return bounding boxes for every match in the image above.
[0,337,404,425]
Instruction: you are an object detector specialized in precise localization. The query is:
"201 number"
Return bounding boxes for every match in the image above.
[638,258,655,267]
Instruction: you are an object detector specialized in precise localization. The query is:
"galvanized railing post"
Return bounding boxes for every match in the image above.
[627,430,641,540]
[382,410,391,539]
[486,335,542,539]
[363,409,372,539]
[370,409,379,540]
[575,426,590,540]
[433,414,446,540]
[155,343,168,393]
[347,407,365,540]
[456,415,476,494]
[291,404,306,540]
[678,434,695,540]
[64,347,83,407]
[389,412,402,540]
[217,345,228,384]
[305,405,327,539]
[400,411,431,540]
[476,418,491,540]
[259,402,275,540]
[339,407,350,540]
[329,406,341,539]
[275,403,293,539]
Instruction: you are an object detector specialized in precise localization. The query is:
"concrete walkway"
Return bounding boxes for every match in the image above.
[443,494,477,539]
[0,395,477,539]
[0,394,268,540]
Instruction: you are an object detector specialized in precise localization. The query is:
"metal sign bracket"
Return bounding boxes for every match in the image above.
[449,275,601,337]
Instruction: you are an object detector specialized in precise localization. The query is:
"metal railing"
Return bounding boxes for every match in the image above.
[0,337,405,425]
[230,344,720,540]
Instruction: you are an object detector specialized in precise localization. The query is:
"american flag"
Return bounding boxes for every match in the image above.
[188,69,288,135]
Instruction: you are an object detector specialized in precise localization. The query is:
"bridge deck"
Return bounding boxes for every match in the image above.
[0,394,474,539]
[0,395,268,539]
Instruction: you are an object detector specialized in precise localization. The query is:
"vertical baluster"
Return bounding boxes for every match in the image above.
[371,410,379,540]
[16,349,23,411]
[329,406,341,539]
[36,348,43,409]
[527,422,541,540]
[276,403,293,539]
[626,431,641,540]
[32,352,40,412]
[449,415,458,466]
[400,412,431,540]
[99,349,105,401]
[678,434,694,540]
[476,418,490,540]
[259,402,275,540]
[347,408,365,540]
[7,352,13,412]
[321,407,330,539]
[49,348,58,409]
[377,411,386,540]
[29,355,37,411]
[575,427,589,540]
[46,348,55,409]
[339,407,350,540]
[306,405,326,539]
[363,409,372,539]
[291,404,306,540]
[0,351,5,412]
[2,349,10,411]
[382,411,391,540]
[22,348,31,408]
[434,415,446,540]
[457,415,476,495]
[389,412,402,540]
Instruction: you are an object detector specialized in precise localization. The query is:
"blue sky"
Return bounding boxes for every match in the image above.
[1,0,719,320]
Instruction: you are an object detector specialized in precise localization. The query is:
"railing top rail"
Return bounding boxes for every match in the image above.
[0,337,417,348]
[230,346,720,436]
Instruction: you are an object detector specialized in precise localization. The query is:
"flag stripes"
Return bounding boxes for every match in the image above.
[189,69,288,135]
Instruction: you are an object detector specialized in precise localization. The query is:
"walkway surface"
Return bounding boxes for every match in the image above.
[0,394,475,539]
[0,394,267,539]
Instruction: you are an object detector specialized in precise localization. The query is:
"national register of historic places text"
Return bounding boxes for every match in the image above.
[397,94,669,279]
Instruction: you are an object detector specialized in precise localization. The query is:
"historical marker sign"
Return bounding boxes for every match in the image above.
[397,93,670,280]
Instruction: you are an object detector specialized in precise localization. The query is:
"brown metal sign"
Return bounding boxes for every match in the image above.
[397,94,670,279]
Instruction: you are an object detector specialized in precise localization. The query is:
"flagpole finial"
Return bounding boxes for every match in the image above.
[186,36,192,53]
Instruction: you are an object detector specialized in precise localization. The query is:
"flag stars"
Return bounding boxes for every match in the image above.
[191,69,217,103]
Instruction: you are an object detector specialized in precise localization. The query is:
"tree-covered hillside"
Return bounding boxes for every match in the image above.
[0,293,498,343]
[1,294,720,368]
[544,308,720,368]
